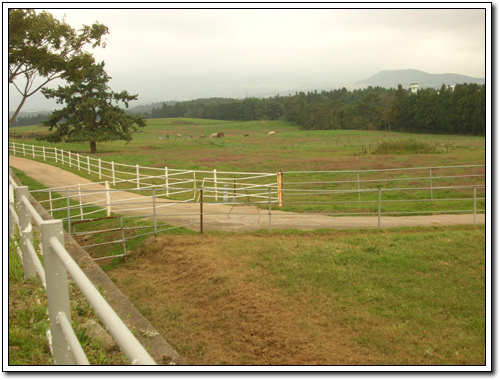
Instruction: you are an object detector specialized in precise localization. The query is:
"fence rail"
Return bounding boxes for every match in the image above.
[8,142,279,202]
[28,183,485,257]
[8,169,157,365]
[8,141,486,206]
[9,141,486,260]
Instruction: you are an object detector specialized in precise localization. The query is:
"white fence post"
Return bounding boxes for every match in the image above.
[77,153,80,171]
[66,188,71,234]
[41,219,75,365]
[55,148,58,163]
[214,169,218,201]
[15,186,37,279]
[32,144,35,158]
[112,162,115,185]
[98,159,102,179]
[68,151,72,168]
[12,142,16,155]
[42,146,46,161]
[9,184,17,236]
[49,190,53,217]
[22,143,25,156]
[105,181,111,217]
[78,184,83,220]
[61,149,65,166]
[136,164,140,188]
[193,171,196,198]
[165,167,169,197]
[87,156,90,174]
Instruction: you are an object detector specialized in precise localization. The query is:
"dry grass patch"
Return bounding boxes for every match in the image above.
[111,234,373,365]
[108,227,485,366]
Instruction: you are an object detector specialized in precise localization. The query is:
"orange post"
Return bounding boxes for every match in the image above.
[277,172,283,208]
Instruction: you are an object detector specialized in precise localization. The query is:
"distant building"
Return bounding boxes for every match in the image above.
[409,83,419,94]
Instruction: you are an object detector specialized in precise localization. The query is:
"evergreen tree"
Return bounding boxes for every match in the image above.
[389,84,408,132]
[40,62,146,153]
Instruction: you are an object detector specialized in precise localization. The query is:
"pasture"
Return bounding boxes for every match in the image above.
[9,118,485,173]
[9,118,486,216]
[108,226,486,365]
[8,119,487,366]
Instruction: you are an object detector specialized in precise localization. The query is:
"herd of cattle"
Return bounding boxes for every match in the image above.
[162,131,275,140]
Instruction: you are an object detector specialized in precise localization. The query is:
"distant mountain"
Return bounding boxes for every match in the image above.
[355,69,485,89]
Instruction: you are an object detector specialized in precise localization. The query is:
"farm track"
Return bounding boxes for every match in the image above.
[9,155,485,231]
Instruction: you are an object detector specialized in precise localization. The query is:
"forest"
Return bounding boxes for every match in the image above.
[148,83,485,136]
[9,112,51,128]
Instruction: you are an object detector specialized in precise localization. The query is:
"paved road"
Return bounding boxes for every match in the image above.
[9,155,485,231]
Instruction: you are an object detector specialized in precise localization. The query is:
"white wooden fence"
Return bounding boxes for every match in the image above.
[8,142,279,203]
[8,169,157,365]
[8,141,485,206]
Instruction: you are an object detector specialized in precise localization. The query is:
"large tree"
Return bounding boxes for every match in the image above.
[40,62,146,153]
[8,9,108,127]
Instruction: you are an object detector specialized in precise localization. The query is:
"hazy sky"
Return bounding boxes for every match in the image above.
[7,4,488,111]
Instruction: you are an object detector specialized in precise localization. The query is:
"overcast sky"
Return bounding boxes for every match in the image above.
[7,4,488,111]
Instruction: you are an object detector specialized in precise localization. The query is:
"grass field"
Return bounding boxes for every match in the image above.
[9,118,485,173]
[8,119,487,366]
[9,118,486,215]
[108,226,486,365]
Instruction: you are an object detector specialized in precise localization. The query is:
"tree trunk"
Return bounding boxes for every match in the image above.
[9,96,28,128]
[90,141,97,154]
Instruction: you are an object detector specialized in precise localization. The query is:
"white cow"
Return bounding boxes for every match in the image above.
[210,133,218,138]
[268,131,275,136]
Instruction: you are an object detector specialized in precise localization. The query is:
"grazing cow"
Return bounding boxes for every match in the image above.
[190,133,193,139]
[268,131,275,136]
[210,133,218,138]
[176,134,182,138]
[199,134,206,139]
[217,132,225,138]
[244,133,249,138]
[166,134,169,139]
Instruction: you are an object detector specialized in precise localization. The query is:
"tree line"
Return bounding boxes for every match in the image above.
[9,113,50,128]
[10,82,486,136]
[146,83,485,136]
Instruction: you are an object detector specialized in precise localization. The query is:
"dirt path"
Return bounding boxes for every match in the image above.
[9,155,485,231]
